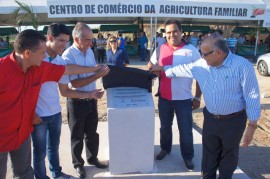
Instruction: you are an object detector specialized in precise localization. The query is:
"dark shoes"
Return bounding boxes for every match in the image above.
[87,158,108,169]
[156,150,169,160]
[75,166,86,178]
[53,172,71,179]
[184,159,194,171]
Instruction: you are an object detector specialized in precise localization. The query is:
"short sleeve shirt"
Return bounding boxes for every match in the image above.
[0,52,65,152]
[150,43,201,100]
[35,53,69,117]
[62,44,96,92]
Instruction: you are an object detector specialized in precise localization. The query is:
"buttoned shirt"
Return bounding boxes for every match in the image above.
[36,53,69,117]
[106,47,129,67]
[62,44,96,92]
[156,37,166,47]
[164,52,261,121]
[0,52,65,152]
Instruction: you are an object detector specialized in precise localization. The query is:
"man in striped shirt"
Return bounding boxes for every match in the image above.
[150,32,261,178]
[227,33,237,54]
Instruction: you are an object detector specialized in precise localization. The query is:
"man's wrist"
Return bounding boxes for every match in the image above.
[161,66,165,71]
[247,123,258,129]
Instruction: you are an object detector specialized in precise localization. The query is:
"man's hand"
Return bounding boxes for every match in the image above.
[95,64,104,71]
[97,65,110,78]
[150,65,164,73]
[33,113,42,125]
[149,65,164,77]
[192,99,200,110]
[242,124,256,147]
[90,89,105,99]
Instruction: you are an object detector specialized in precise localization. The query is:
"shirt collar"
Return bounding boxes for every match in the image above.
[165,42,185,51]
[71,44,81,55]
[221,51,233,68]
[9,51,24,74]
[45,52,58,62]
[71,44,90,56]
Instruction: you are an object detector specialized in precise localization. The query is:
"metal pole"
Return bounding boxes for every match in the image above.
[150,17,153,57]
[150,17,158,57]
[254,20,260,58]
[154,16,157,50]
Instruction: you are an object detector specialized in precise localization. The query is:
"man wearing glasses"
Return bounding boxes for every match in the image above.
[147,19,202,171]
[62,22,109,178]
[150,31,260,178]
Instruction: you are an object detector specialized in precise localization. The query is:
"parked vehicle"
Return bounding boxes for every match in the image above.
[256,53,270,76]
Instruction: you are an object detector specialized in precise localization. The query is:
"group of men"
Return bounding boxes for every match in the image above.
[0,22,109,179]
[0,19,261,179]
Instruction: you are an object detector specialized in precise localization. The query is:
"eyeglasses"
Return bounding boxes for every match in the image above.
[202,50,215,57]
[110,40,117,43]
[82,38,92,42]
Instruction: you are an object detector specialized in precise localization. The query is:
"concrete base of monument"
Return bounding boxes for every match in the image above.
[106,87,155,174]
[46,117,249,179]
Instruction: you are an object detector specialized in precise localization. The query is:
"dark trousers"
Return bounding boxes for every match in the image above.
[97,49,105,63]
[158,97,194,160]
[0,137,34,179]
[67,98,99,168]
[202,108,247,179]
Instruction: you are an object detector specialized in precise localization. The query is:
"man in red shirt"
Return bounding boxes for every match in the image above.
[0,29,107,179]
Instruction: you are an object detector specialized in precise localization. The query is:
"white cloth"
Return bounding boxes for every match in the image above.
[35,53,69,117]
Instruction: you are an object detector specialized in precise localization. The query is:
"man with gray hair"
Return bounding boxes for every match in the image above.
[150,32,261,178]
[62,22,108,178]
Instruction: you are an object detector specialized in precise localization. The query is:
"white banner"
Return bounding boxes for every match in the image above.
[47,0,266,20]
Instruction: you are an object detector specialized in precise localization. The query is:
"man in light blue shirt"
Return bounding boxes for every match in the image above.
[189,32,199,48]
[150,32,261,178]
[62,22,109,178]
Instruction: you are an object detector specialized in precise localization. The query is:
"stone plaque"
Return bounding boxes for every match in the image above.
[109,87,151,108]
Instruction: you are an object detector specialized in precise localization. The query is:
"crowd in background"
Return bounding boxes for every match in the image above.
[1,27,270,60]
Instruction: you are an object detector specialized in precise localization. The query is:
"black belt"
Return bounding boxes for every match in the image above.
[204,108,246,119]
[70,98,93,102]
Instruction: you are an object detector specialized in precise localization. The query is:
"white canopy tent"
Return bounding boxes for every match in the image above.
[0,0,268,56]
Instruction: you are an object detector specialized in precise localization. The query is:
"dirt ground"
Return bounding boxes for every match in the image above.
[60,60,270,179]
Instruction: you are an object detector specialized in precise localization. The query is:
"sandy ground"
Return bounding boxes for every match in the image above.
[61,59,270,179]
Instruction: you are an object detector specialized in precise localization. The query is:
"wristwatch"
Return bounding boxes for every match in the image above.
[193,97,201,102]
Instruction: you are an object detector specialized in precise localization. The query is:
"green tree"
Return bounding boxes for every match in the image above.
[12,0,40,30]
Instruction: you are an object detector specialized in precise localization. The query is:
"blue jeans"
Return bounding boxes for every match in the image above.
[31,112,62,179]
[140,47,146,61]
[158,97,194,160]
